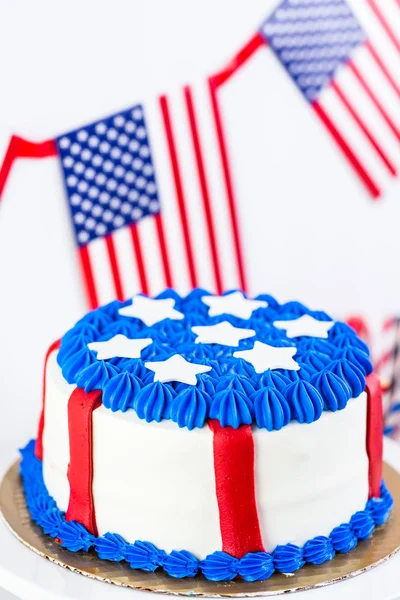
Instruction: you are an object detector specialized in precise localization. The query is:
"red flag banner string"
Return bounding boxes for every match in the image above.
[0,135,58,202]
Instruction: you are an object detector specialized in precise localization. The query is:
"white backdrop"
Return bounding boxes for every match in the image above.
[0,0,399,447]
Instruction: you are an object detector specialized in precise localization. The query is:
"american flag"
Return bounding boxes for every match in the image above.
[259,0,400,199]
[57,87,247,308]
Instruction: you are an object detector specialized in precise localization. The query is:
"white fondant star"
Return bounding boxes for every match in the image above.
[118,295,184,326]
[191,321,255,347]
[233,341,299,373]
[145,354,212,385]
[273,314,335,339]
[202,292,267,320]
[88,334,152,360]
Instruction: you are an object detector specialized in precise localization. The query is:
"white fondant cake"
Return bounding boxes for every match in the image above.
[21,290,391,583]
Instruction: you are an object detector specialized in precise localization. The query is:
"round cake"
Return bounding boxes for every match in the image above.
[20,289,393,582]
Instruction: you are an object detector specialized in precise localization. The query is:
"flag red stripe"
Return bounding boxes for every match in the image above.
[154,214,173,289]
[366,373,383,499]
[365,41,400,99]
[159,95,198,289]
[66,388,102,536]
[184,85,223,294]
[0,136,58,201]
[208,420,265,557]
[367,0,400,53]
[105,234,124,300]
[312,101,380,198]
[212,32,266,87]
[79,245,99,309]
[208,79,248,292]
[348,60,400,142]
[35,339,61,461]
[129,223,149,294]
[332,81,397,176]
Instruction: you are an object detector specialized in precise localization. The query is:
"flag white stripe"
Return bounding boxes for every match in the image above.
[88,237,116,305]
[137,215,166,296]
[377,0,400,42]
[337,64,400,168]
[192,79,241,292]
[166,86,216,292]
[354,1,400,84]
[145,97,191,295]
[319,83,391,192]
[112,226,141,298]
[354,46,400,130]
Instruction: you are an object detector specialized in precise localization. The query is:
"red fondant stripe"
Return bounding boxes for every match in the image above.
[366,373,383,499]
[208,420,265,557]
[35,339,61,461]
[66,388,102,535]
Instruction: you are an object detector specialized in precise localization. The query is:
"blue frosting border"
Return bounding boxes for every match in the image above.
[20,440,393,582]
[55,290,374,431]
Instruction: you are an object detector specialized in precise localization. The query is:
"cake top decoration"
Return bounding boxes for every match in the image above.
[191,321,256,347]
[57,289,373,431]
[201,291,268,319]
[145,355,212,385]
[273,315,335,339]
[88,334,152,360]
[118,295,184,326]
[233,341,299,373]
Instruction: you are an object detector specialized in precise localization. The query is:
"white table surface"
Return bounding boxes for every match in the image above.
[0,590,17,600]
[0,440,400,600]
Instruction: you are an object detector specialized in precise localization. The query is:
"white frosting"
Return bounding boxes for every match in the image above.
[92,407,221,556]
[42,351,75,512]
[253,394,368,551]
[42,351,369,558]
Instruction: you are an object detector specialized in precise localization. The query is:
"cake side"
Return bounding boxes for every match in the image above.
[43,348,369,556]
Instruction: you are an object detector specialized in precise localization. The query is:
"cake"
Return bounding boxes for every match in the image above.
[20,289,393,582]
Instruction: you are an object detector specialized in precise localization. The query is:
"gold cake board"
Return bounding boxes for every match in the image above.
[1,461,400,597]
